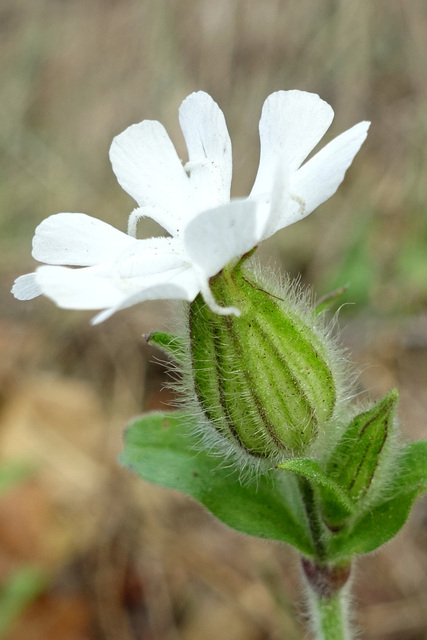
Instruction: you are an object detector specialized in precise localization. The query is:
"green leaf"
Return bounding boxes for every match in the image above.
[120,411,315,556]
[278,458,355,526]
[328,440,427,559]
[145,331,186,361]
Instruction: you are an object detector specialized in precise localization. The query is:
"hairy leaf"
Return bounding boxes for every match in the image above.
[120,411,315,555]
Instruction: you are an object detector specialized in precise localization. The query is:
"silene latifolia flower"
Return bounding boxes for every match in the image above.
[13,90,369,467]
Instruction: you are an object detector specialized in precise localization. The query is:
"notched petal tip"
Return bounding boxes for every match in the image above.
[262,89,334,117]
[179,90,215,110]
[179,90,232,210]
[349,119,371,139]
[251,89,336,201]
[11,274,42,300]
[357,121,371,144]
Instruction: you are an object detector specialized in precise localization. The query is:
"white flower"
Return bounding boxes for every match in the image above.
[12,90,369,324]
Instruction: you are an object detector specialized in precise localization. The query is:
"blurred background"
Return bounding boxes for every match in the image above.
[1,0,426,638]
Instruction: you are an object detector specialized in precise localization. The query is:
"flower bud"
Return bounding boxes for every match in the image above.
[188,261,346,464]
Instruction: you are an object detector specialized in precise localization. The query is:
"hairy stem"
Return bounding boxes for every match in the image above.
[297,476,353,639]
[301,559,352,640]
[308,589,351,640]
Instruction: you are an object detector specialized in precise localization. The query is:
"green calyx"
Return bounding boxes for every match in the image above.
[188,261,342,462]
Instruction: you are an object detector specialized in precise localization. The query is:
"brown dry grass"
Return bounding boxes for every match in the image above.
[1,1,427,638]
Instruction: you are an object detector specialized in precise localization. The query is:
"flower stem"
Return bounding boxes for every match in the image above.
[301,558,352,640]
[308,588,351,640]
[297,476,353,639]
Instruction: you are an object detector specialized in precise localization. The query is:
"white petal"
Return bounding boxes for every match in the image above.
[35,265,125,309]
[12,273,42,300]
[115,237,188,283]
[183,200,262,279]
[290,121,370,222]
[34,236,201,320]
[92,278,198,325]
[257,162,291,241]
[250,90,334,198]
[110,237,198,296]
[109,120,193,235]
[32,213,136,266]
[179,91,232,211]
[110,240,201,306]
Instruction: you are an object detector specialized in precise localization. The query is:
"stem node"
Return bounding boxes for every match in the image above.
[301,558,351,599]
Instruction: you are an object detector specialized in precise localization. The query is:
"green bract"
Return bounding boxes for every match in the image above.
[186,260,347,464]
[326,390,398,501]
